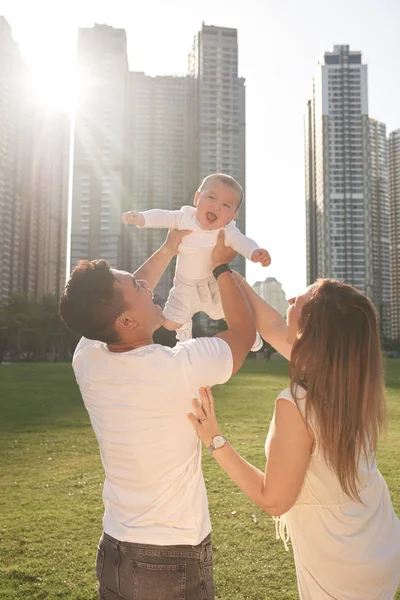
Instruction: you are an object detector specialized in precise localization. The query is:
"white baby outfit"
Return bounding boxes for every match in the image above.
[138,206,260,338]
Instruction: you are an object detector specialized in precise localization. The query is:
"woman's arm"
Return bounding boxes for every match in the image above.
[189,387,313,516]
[133,229,189,292]
[232,272,292,360]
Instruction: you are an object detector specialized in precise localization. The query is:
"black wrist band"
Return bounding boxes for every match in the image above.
[213,264,232,280]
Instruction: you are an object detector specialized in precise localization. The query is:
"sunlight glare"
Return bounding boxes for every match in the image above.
[31,66,81,113]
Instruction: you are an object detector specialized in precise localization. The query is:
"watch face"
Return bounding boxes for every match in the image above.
[213,435,226,449]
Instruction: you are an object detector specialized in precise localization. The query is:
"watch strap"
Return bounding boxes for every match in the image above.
[212,264,232,280]
[207,435,227,454]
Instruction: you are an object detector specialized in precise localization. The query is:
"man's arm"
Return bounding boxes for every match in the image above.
[133,229,189,292]
[212,231,256,375]
[232,272,292,360]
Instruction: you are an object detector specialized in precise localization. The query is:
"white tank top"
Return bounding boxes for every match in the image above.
[268,387,400,600]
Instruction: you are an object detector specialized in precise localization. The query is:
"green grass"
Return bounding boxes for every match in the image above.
[1,359,399,600]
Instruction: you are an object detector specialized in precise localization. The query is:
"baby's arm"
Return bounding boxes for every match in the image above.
[122,210,145,226]
[225,227,271,266]
[251,248,271,267]
[122,208,184,229]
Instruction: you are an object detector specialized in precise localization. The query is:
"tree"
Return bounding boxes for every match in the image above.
[0,293,77,362]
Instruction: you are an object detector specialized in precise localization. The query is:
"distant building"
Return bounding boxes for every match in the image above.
[305,45,371,293]
[0,17,69,301]
[188,23,246,277]
[305,45,391,336]
[0,17,24,300]
[124,72,190,301]
[71,24,128,271]
[252,277,288,318]
[70,23,247,311]
[389,129,400,339]
[20,109,70,299]
[368,119,391,338]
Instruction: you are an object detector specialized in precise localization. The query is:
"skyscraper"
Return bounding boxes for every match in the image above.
[306,45,372,295]
[0,17,24,300]
[124,72,190,301]
[71,24,128,271]
[20,109,70,299]
[389,129,400,339]
[305,45,393,335]
[188,24,246,276]
[305,98,317,286]
[0,17,71,303]
[70,23,247,312]
[368,119,391,338]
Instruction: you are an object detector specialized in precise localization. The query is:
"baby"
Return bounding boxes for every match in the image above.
[122,173,270,349]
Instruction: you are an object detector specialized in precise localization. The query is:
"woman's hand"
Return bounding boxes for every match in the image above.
[188,387,222,447]
[211,230,237,269]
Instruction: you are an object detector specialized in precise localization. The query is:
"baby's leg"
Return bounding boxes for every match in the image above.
[163,318,183,332]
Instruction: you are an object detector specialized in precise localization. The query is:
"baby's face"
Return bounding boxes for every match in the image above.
[194,181,240,230]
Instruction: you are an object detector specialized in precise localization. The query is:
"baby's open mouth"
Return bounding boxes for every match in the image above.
[206,212,217,223]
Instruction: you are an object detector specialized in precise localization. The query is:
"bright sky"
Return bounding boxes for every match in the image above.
[2,0,400,297]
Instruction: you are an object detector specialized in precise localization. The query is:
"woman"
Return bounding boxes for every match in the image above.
[189,278,400,599]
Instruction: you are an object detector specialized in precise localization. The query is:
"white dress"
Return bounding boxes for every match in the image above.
[268,387,400,600]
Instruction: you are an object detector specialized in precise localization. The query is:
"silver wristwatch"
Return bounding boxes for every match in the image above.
[207,435,227,454]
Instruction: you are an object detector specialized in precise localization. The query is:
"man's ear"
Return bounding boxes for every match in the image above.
[115,316,139,331]
[194,191,200,207]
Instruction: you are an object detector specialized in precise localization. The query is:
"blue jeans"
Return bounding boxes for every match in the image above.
[96,532,215,599]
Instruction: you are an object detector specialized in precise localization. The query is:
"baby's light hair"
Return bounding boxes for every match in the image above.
[198,173,244,210]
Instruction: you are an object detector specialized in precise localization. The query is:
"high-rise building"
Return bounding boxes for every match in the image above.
[389,129,400,339]
[70,22,247,315]
[306,45,372,296]
[124,72,190,301]
[20,109,70,299]
[0,17,70,302]
[0,17,24,300]
[188,23,246,276]
[305,45,393,335]
[252,277,288,318]
[305,98,317,285]
[368,119,391,338]
[71,24,128,271]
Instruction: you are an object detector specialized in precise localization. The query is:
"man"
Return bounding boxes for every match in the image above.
[60,229,255,600]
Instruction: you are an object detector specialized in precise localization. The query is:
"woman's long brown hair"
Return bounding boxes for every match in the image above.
[290,279,386,501]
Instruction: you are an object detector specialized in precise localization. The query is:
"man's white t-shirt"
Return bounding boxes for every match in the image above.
[72,336,233,545]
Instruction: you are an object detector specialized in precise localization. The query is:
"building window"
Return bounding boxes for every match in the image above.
[326,55,340,65]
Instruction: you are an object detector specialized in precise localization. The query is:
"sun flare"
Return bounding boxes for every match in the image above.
[31,67,81,113]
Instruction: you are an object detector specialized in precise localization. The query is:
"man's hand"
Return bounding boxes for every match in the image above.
[211,230,237,269]
[122,211,145,226]
[163,228,191,256]
[251,248,271,267]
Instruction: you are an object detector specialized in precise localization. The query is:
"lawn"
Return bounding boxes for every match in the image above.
[0,359,399,600]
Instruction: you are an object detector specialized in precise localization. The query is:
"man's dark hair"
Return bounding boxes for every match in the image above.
[60,259,127,344]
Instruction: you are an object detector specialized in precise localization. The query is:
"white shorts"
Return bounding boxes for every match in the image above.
[163,273,225,325]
